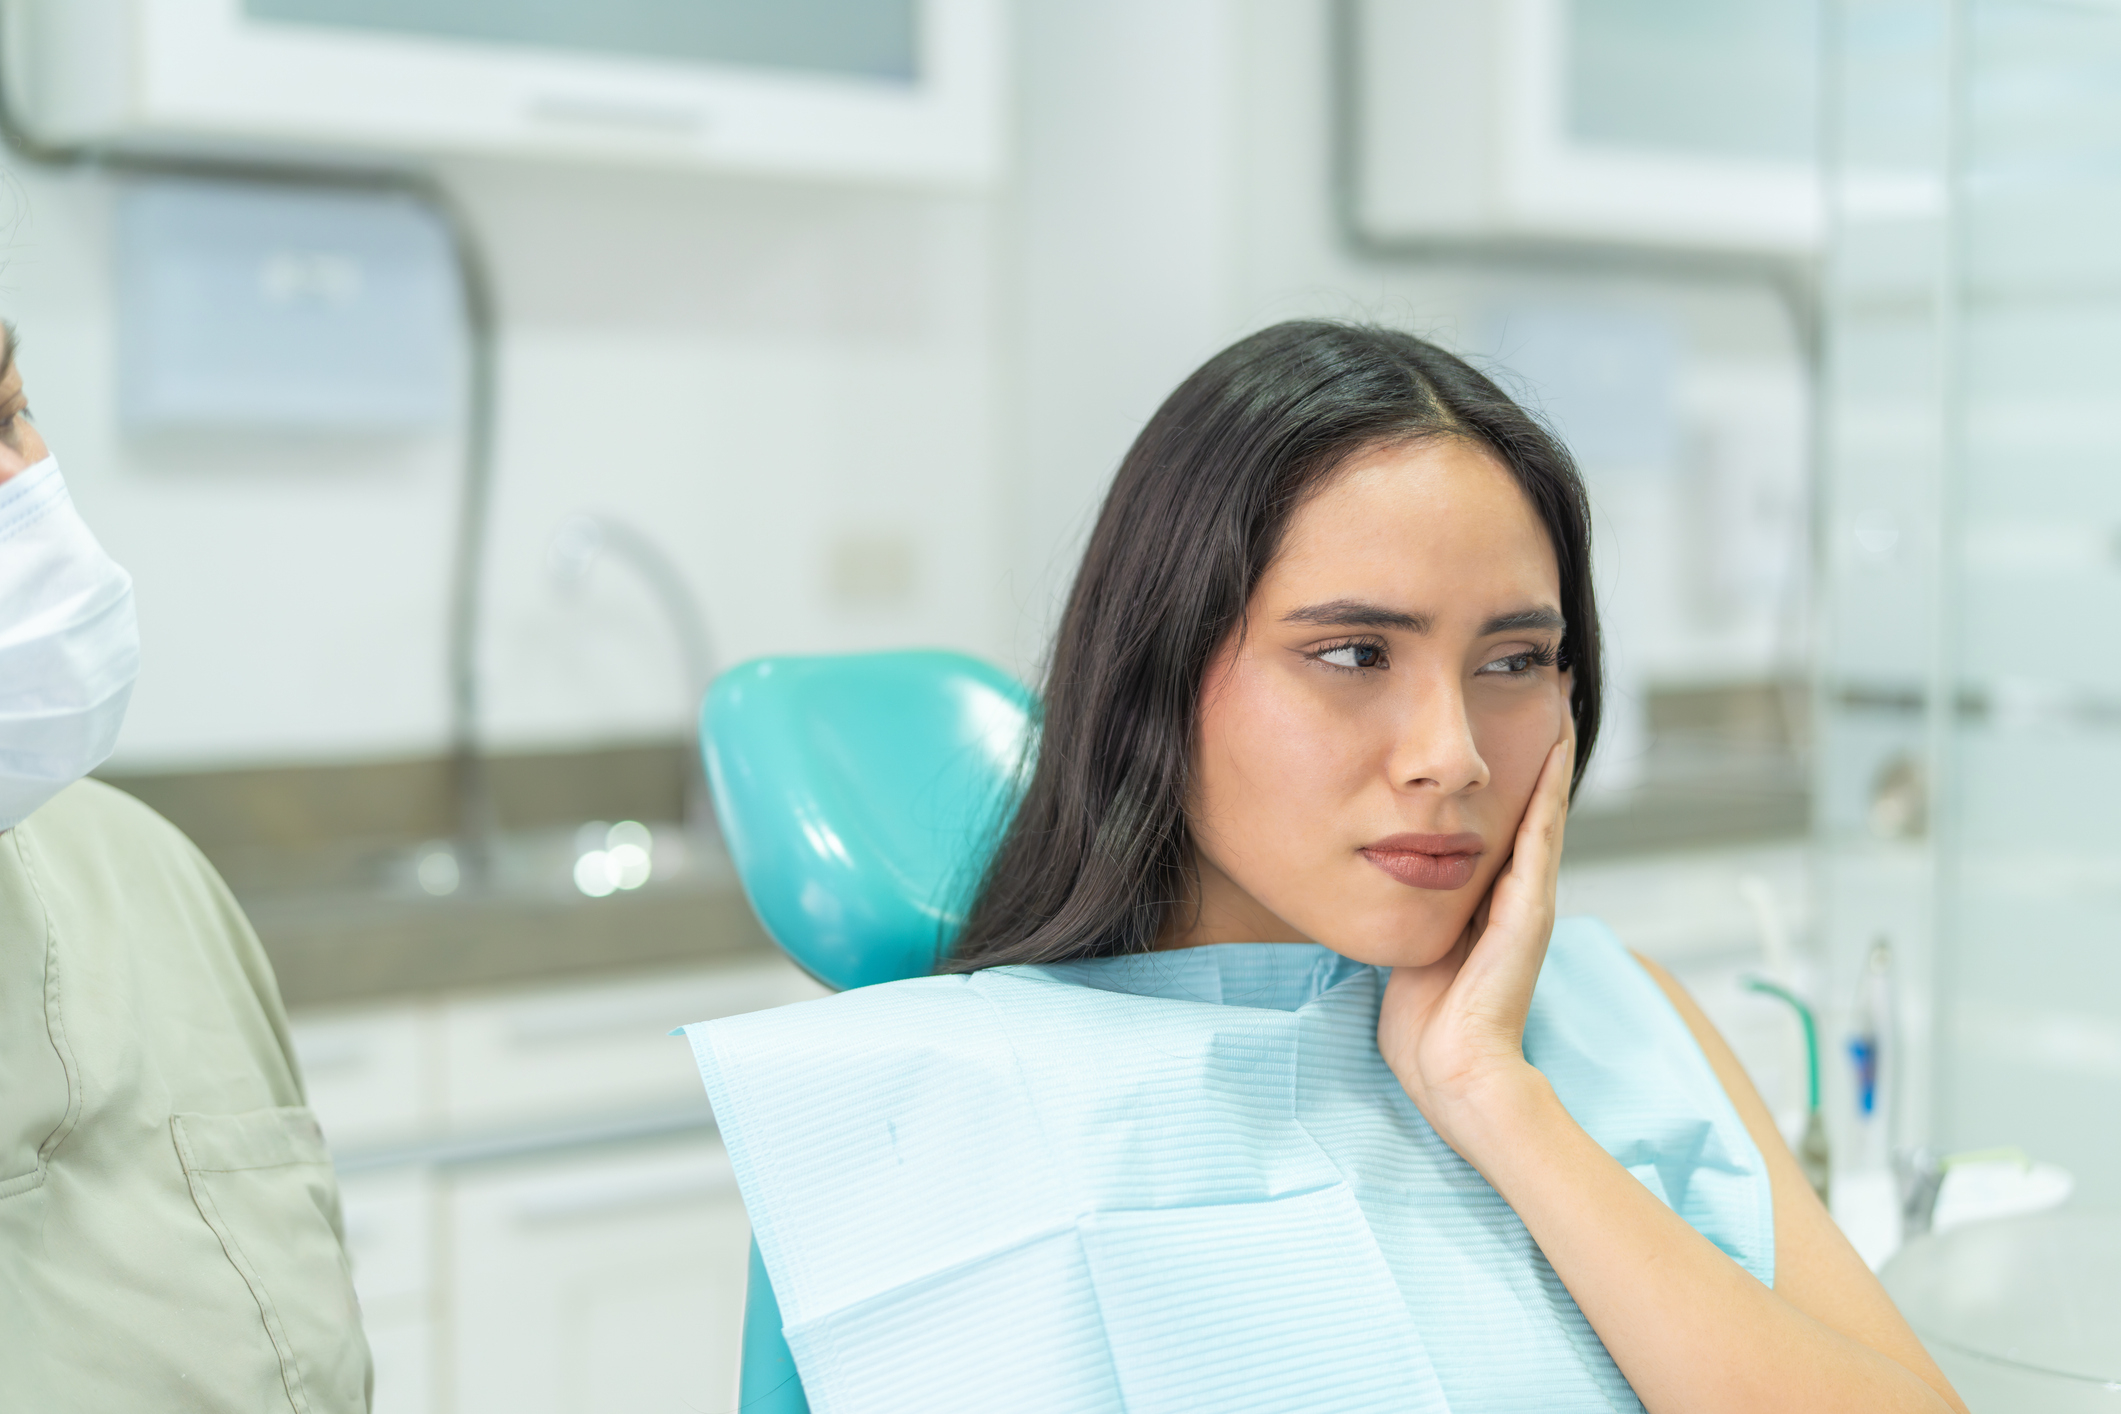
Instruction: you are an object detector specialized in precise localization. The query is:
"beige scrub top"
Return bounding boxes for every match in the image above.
[1,779,371,1413]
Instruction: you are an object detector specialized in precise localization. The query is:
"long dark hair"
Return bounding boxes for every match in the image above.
[946,320,1601,972]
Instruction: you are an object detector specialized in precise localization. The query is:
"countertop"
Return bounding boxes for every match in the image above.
[209,824,782,1009]
[245,873,779,1010]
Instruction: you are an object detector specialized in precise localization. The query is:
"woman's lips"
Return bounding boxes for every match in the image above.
[1359,832,1484,891]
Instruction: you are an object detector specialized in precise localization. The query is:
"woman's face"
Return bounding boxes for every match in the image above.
[1177,436,1573,967]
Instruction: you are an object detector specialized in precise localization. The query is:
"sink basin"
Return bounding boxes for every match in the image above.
[99,751,786,1008]
[1881,1209,2121,1409]
[227,825,779,1008]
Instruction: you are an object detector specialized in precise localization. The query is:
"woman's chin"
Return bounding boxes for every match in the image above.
[1313,916,1471,971]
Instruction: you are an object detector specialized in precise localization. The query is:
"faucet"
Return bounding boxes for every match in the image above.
[547,514,718,832]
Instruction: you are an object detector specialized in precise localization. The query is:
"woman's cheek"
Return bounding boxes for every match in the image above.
[1242,675,1371,810]
[1199,660,1306,839]
[1201,670,1365,871]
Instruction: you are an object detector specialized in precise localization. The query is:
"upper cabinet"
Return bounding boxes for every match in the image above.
[1,0,1007,186]
[1343,0,1822,256]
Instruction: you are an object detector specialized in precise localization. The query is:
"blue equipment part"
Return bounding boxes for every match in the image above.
[1850,1035,1879,1116]
[740,1237,809,1413]
[699,650,1035,991]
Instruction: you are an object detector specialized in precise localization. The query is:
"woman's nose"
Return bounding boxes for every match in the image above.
[1387,676,1491,795]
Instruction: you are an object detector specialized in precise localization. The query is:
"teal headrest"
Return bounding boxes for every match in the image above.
[701,650,1035,991]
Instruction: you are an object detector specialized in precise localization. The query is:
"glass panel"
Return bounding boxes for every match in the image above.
[1567,0,1821,161]
[1825,0,2121,1208]
[245,0,921,83]
[1939,0,2121,1198]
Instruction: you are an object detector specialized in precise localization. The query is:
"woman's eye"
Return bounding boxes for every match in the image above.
[1317,642,1385,671]
[1478,652,1536,676]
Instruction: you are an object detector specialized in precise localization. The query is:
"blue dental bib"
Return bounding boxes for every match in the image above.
[687,918,1772,1414]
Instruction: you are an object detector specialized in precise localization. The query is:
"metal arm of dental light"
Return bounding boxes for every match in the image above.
[548,514,718,832]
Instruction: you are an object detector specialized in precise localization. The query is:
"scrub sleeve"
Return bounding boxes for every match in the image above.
[0,779,372,1413]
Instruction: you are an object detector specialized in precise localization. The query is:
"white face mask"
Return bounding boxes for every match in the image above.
[0,457,139,828]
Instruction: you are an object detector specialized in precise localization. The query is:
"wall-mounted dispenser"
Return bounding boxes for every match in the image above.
[115,178,461,432]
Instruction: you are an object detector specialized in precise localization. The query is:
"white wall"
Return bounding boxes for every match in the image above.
[1006,0,1245,665]
[0,158,1005,770]
[447,163,1005,752]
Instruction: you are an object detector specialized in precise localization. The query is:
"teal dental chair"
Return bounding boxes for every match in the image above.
[699,650,1035,1413]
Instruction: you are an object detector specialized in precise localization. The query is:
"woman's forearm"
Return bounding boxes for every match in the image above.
[1445,1067,1957,1414]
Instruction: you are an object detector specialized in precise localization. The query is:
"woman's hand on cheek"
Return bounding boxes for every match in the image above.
[1376,724,1573,1160]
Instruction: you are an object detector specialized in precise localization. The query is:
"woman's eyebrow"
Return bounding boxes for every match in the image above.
[1281,600,1429,631]
[1281,601,1566,635]
[1480,607,1566,635]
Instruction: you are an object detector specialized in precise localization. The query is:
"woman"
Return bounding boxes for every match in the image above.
[698,322,1964,1413]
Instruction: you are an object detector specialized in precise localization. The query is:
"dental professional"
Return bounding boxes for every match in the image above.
[0,328,372,1412]
[692,323,1966,1413]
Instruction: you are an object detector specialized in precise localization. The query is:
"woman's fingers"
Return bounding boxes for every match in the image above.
[1451,736,1573,1008]
[1383,721,1579,1112]
[1492,737,1573,910]
[1525,731,1574,883]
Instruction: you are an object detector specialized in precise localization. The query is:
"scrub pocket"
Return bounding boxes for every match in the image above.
[172,1106,372,1414]
[1078,1184,1452,1414]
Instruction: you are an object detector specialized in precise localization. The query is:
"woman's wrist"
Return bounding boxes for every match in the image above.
[1414,1060,1562,1171]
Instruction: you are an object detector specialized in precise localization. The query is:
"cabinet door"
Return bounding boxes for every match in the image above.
[441,960,826,1134]
[446,1137,751,1414]
[338,1166,436,1414]
[291,1002,440,1152]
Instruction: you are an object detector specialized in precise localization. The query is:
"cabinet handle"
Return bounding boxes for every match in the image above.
[335,1104,718,1175]
[293,1036,373,1075]
[511,1165,738,1225]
